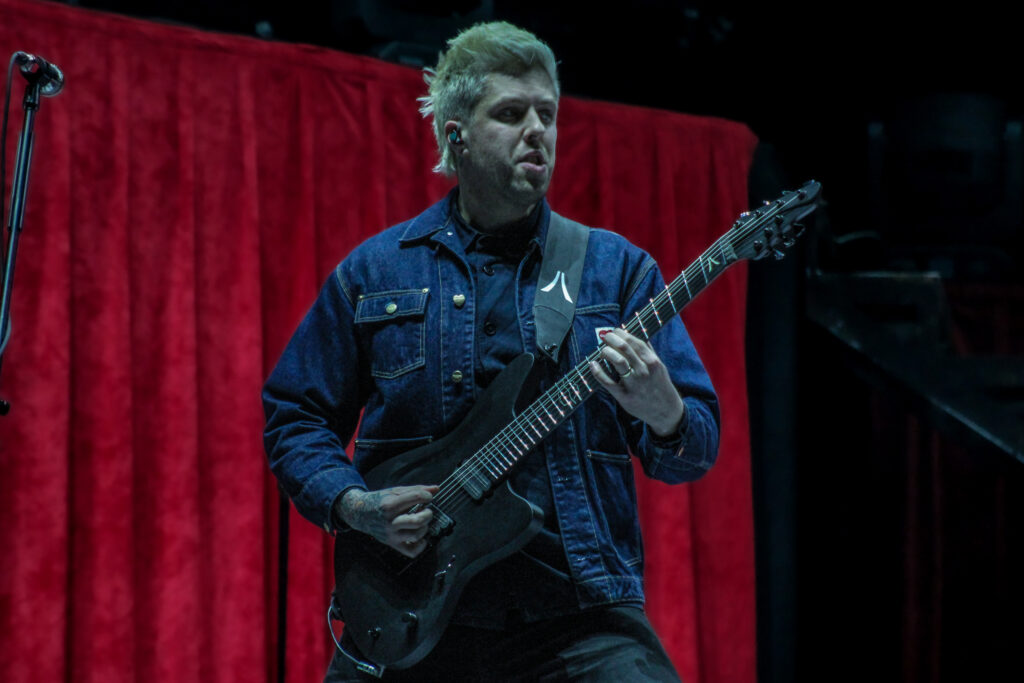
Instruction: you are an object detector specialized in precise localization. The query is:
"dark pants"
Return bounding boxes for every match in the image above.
[324,606,680,682]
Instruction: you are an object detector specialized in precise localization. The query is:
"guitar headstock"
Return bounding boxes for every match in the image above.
[729,180,821,261]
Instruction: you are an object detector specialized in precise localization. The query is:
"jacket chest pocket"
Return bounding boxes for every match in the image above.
[355,289,429,379]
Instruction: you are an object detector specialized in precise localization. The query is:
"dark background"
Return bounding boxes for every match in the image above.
[58,2,1024,681]
[58,0,1024,250]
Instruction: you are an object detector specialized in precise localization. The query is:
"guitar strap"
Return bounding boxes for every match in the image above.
[533,211,589,362]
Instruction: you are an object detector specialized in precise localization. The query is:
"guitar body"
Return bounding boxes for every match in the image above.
[333,353,544,670]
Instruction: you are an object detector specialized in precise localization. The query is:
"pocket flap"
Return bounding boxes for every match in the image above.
[355,289,428,323]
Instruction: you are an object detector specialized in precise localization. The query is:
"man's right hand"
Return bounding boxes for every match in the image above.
[335,485,439,558]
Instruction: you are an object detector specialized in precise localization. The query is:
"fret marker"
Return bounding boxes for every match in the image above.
[634,311,649,340]
[650,298,663,327]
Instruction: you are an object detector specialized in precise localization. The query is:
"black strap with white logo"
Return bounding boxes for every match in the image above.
[533,211,589,362]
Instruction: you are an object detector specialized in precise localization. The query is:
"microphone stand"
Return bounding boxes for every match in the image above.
[0,65,49,415]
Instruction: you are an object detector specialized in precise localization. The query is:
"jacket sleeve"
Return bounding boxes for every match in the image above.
[262,265,368,532]
[621,258,721,483]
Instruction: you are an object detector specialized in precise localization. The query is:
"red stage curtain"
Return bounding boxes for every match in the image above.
[0,1,757,680]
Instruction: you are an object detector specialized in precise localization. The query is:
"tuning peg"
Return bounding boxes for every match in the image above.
[783,237,795,248]
[793,223,806,237]
[773,249,786,260]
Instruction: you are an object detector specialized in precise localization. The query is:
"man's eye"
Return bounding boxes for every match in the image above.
[539,111,555,125]
[498,108,520,121]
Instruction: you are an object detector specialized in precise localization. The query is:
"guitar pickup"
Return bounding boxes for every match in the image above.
[427,505,454,537]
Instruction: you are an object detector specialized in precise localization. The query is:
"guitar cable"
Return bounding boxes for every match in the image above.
[327,602,386,679]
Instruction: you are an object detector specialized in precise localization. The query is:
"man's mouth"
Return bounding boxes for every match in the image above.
[517,151,547,170]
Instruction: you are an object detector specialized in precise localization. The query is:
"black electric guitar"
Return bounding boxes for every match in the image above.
[332,181,822,674]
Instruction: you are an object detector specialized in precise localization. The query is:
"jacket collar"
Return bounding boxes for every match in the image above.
[398,189,458,245]
[398,187,551,250]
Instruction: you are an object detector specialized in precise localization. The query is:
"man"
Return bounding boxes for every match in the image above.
[263,21,720,682]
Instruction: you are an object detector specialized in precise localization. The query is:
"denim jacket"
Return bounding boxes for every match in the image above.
[262,192,720,609]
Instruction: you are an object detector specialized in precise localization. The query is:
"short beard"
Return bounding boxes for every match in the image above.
[459,161,550,226]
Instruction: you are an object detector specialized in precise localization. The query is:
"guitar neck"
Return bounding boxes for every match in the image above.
[450,232,742,499]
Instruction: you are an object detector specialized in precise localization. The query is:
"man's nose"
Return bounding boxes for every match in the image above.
[523,108,545,139]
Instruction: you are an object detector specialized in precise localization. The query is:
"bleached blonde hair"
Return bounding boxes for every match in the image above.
[419,21,560,176]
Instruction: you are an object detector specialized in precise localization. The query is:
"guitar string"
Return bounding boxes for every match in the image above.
[436,219,747,495]
[437,225,724,500]
[434,257,688,509]
[429,197,796,513]
[428,194,807,513]
[430,248,705,514]
[431,213,778,511]
[430,237,714,513]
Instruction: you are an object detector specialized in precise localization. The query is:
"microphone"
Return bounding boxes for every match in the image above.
[14,52,64,97]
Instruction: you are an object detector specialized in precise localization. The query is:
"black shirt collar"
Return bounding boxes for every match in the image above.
[448,190,542,259]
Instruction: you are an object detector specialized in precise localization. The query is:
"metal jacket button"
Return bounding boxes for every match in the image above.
[385,302,398,314]
[453,294,466,308]
[451,370,463,383]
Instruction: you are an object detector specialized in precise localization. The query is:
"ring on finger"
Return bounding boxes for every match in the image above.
[620,364,634,379]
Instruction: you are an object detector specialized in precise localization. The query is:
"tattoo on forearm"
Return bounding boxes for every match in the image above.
[340,490,389,540]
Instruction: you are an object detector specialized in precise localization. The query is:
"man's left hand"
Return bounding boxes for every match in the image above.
[590,329,685,437]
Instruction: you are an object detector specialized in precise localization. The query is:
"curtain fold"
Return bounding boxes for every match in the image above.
[0,1,757,681]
